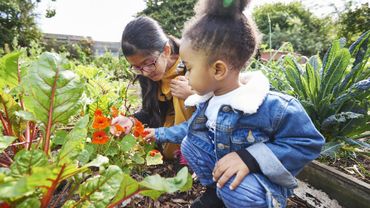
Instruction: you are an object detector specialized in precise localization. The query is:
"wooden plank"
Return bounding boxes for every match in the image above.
[297,161,370,208]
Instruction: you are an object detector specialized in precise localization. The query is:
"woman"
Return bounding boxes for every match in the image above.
[121,16,194,159]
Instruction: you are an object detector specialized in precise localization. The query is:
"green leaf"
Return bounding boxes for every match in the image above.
[0,178,30,200]
[321,112,366,141]
[58,116,89,165]
[139,167,191,194]
[62,200,76,208]
[0,136,16,153]
[10,149,48,178]
[321,141,343,157]
[83,154,109,168]
[0,93,21,135]
[146,151,163,166]
[17,197,41,208]
[110,174,139,205]
[14,110,38,122]
[331,78,370,110]
[131,153,145,164]
[321,40,340,78]
[120,134,136,152]
[26,166,56,189]
[139,189,164,201]
[78,165,124,207]
[52,130,68,146]
[0,51,22,89]
[320,48,351,99]
[22,52,85,129]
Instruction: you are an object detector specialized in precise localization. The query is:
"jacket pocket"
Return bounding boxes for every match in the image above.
[231,128,269,145]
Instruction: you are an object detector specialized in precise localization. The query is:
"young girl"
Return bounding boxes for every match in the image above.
[145,0,325,207]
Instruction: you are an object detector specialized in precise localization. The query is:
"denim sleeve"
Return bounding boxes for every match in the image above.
[247,99,325,188]
[154,121,189,144]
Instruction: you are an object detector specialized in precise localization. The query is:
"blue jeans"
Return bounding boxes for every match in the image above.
[181,136,293,208]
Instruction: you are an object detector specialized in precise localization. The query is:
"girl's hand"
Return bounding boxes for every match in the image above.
[212,152,250,190]
[170,76,194,100]
[143,128,156,143]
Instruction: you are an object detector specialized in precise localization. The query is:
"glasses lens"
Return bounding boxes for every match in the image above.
[130,66,143,74]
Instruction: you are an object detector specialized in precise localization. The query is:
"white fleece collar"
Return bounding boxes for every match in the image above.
[184,71,270,114]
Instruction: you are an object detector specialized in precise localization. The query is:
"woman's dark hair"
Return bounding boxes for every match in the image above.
[183,0,259,70]
[121,16,168,56]
[121,16,180,127]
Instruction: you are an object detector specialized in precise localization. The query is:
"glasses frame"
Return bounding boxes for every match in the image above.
[129,43,167,74]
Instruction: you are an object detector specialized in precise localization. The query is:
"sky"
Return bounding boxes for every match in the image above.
[35,0,368,42]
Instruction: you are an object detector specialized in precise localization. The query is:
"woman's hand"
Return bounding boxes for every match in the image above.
[143,128,156,143]
[170,76,194,100]
[212,152,250,190]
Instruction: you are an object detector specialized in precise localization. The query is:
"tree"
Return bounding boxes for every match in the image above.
[0,0,42,49]
[337,3,369,44]
[139,0,196,37]
[253,2,335,56]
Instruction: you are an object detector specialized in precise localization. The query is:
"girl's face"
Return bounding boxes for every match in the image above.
[126,51,167,81]
[179,39,216,95]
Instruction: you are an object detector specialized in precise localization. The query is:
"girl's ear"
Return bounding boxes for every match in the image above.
[211,60,229,81]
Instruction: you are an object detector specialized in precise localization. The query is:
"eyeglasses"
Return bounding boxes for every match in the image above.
[130,53,162,75]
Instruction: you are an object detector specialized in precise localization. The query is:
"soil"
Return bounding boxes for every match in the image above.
[320,154,370,184]
[126,160,313,208]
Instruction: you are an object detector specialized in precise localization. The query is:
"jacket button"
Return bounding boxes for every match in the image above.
[222,106,231,112]
[217,143,225,149]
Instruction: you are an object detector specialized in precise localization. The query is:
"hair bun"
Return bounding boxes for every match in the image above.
[196,0,250,17]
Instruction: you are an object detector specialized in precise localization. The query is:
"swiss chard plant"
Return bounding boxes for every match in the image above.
[0,52,192,207]
[280,31,370,155]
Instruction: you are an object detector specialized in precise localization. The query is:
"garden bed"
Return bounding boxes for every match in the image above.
[297,160,370,208]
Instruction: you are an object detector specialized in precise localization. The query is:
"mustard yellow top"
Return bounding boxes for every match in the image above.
[158,58,194,127]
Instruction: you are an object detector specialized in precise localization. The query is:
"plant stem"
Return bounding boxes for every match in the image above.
[0,97,13,136]
[2,152,13,163]
[9,139,40,147]
[0,112,10,135]
[40,164,66,208]
[351,133,370,140]
[107,189,142,208]
[44,68,59,154]
[0,161,9,167]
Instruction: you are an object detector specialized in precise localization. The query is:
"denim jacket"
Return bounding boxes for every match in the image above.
[155,71,325,189]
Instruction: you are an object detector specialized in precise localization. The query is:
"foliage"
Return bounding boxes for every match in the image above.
[139,0,197,37]
[280,31,370,145]
[86,108,163,172]
[0,0,42,50]
[42,37,95,64]
[93,51,134,80]
[253,2,335,56]
[0,52,192,207]
[337,3,370,45]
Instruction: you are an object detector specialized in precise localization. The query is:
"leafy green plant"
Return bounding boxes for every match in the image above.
[280,30,370,155]
[0,52,192,207]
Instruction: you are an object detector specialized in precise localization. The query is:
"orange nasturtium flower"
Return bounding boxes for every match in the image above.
[149,149,160,157]
[112,124,126,136]
[133,119,145,137]
[110,106,119,118]
[92,131,109,144]
[92,115,110,129]
[94,109,103,116]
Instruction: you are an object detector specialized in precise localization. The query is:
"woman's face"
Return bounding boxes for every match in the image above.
[126,51,167,81]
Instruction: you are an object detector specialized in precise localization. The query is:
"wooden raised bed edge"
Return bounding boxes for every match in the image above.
[297,160,370,208]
